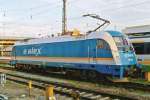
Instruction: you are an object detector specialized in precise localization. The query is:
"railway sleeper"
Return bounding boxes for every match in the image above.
[82,93,94,97]
[89,95,102,99]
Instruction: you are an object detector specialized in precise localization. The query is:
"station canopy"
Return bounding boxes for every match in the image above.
[123,25,150,35]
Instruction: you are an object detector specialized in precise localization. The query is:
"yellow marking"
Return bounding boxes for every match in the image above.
[94,58,113,60]
[111,77,129,82]
[72,29,81,36]
[138,60,150,65]
[28,80,32,89]
[46,85,56,100]
[145,72,150,82]
[28,80,32,96]
[16,56,113,61]
[130,40,144,43]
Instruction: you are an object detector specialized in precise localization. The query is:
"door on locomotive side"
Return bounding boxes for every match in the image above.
[87,39,97,64]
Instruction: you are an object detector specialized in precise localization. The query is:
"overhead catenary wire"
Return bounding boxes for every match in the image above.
[98,0,150,13]
[0,0,68,36]
[66,0,150,29]
[1,0,150,36]
[3,0,60,13]
[3,0,149,23]
[2,0,150,20]
[29,0,77,17]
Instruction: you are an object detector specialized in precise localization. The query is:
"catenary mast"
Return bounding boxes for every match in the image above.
[62,0,67,35]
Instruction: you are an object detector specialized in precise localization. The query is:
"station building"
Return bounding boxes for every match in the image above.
[0,36,33,63]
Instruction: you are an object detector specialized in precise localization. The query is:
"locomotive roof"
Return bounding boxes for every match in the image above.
[15,31,123,46]
[107,31,123,37]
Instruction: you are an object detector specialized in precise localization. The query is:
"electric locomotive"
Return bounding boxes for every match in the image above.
[10,30,138,79]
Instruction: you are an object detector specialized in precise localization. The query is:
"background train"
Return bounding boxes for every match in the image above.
[129,34,150,72]
[123,25,150,80]
[10,30,139,80]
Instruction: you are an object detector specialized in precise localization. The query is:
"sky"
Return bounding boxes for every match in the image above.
[0,0,150,37]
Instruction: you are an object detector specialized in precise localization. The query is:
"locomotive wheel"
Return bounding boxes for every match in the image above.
[88,71,97,80]
[26,65,32,72]
[66,69,74,78]
[14,64,18,69]
[73,70,81,77]
[80,70,87,80]
[16,64,22,70]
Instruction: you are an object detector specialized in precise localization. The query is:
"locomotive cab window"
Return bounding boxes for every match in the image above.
[113,37,128,46]
[97,39,110,50]
[113,36,133,52]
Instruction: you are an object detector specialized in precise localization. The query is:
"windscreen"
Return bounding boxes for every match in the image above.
[113,36,134,52]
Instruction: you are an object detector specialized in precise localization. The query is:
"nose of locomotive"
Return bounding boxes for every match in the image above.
[119,52,137,65]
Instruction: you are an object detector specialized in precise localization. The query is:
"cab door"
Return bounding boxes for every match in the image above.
[88,39,97,64]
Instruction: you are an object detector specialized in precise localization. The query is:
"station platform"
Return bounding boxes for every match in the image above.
[0,57,11,64]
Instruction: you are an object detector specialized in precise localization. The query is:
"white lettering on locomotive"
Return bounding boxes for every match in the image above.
[23,47,41,55]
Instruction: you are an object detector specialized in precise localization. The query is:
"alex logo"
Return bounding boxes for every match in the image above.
[124,54,134,62]
[23,47,41,55]
[124,54,133,58]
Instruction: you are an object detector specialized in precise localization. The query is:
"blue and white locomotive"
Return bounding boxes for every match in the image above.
[11,31,138,79]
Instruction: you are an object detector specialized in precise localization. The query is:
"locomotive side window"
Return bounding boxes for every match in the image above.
[97,39,110,50]
[132,43,144,54]
[146,43,150,54]
[133,42,150,54]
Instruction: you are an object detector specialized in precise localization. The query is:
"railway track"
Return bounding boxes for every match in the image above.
[98,80,150,92]
[0,67,150,99]
[1,66,150,92]
[115,82,150,92]
[4,73,138,100]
